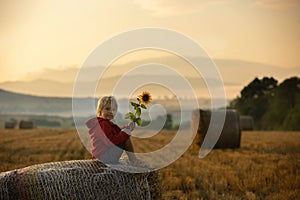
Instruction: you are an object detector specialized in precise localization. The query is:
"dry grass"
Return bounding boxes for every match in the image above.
[156,131,300,200]
[0,129,91,172]
[0,129,299,200]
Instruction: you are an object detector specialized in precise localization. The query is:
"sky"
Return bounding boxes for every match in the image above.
[0,0,299,86]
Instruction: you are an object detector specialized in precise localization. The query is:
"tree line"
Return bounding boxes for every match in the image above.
[229,76,300,130]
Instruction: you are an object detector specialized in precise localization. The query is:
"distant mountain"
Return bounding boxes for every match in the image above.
[0,75,232,99]
[22,57,299,84]
[1,57,298,99]
[0,88,73,116]
[0,89,217,118]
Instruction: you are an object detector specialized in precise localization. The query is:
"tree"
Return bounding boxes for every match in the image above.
[164,114,173,130]
[275,77,300,110]
[230,77,277,129]
[231,76,300,130]
[262,77,300,130]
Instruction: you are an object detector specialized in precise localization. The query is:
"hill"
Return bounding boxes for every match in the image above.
[0,88,216,116]
[1,58,299,99]
[0,88,225,129]
[0,89,73,116]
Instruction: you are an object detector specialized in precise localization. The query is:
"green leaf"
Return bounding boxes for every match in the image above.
[125,112,135,121]
[129,113,135,121]
[136,118,142,126]
[124,113,131,119]
[141,104,147,109]
[131,102,140,110]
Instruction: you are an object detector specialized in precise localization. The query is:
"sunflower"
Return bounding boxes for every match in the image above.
[139,91,152,105]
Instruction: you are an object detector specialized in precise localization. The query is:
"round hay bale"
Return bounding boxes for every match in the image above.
[19,120,34,129]
[0,159,162,200]
[240,116,254,131]
[191,109,241,150]
[4,121,16,129]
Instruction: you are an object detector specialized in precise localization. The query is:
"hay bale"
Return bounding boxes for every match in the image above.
[19,120,33,129]
[240,116,254,131]
[0,159,161,200]
[191,109,241,150]
[4,121,16,129]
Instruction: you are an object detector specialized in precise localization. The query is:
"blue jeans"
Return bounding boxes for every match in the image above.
[100,143,125,164]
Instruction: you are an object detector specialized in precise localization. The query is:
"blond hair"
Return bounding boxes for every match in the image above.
[97,96,117,117]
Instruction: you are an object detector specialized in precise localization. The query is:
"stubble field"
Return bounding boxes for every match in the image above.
[0,129,299,200]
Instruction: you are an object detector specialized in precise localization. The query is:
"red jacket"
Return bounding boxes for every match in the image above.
[85,117,129,158]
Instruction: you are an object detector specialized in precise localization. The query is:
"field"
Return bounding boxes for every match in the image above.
[0,129,299,200]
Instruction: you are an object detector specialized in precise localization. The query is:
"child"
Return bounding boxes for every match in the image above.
[85,96,137,164]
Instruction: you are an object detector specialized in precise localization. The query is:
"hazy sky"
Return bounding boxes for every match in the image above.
[1,0,300,82]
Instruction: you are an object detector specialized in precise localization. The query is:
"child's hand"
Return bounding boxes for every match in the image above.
[122,122,135,135]
[127,122,135,131]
